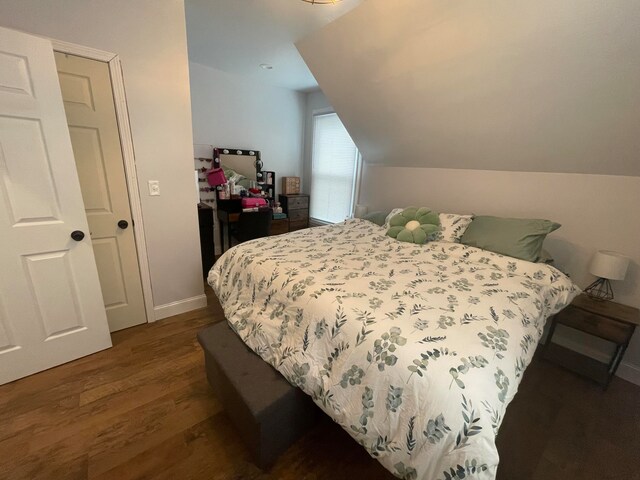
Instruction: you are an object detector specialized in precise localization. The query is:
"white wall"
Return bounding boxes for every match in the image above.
[360,166,640,383]
[190,61,305,189]
[0,0,205,316]
[189,61,306,254]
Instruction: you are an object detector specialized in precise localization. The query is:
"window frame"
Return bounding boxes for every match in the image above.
[309,110,362,224]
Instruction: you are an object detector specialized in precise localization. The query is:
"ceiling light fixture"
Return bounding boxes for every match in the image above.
[301,0,342,4]
[259,63,273,70]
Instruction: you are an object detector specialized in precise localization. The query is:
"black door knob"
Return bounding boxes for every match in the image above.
[117,220,129,229]
[70,230,85,241]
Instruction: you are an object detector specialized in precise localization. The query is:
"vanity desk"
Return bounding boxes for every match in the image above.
[216,198,289,254]
[208,147,301,254]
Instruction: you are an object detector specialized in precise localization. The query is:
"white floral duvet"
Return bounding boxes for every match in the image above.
[208,219,579,480]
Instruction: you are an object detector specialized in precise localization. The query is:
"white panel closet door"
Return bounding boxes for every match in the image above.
[54,52,146,332]
[0,27,111,385]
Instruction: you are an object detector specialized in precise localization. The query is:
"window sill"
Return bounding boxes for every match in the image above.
[309,218,333,228]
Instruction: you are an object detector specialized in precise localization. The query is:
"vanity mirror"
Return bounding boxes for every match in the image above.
[213,147,262,186]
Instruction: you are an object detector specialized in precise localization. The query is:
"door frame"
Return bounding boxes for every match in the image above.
[50,38,155,323]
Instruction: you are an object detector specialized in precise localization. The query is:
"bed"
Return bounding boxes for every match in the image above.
[208,218,579,480]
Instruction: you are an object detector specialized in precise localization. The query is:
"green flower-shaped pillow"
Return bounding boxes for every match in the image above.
[386,207,440,244]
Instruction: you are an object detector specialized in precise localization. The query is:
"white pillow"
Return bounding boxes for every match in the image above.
[383,208,404,230]
[435,213,474,243]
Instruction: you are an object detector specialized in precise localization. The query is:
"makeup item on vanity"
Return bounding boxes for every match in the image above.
[241,197,268,209]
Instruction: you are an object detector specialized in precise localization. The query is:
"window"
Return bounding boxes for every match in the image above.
[310,113,360,224]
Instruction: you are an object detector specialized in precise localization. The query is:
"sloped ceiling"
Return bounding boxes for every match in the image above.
[297,0,640,175]
[185,0,362,91]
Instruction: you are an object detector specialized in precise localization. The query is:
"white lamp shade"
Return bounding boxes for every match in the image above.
[589,250,630,281]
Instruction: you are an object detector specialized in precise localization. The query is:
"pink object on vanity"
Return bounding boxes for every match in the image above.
[241,197,268,209]
[206,168,227,187]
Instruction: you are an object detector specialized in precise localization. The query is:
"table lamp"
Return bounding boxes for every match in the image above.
[584,250,630,301]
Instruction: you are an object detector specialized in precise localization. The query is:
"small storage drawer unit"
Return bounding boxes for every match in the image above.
[279,194,309,231]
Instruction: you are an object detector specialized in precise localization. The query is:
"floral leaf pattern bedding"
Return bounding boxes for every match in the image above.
[208,219,579,480]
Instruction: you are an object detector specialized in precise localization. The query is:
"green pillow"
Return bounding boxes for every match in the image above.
[386,207,440,244]
[460,215,560,262]
[362,210,390,226]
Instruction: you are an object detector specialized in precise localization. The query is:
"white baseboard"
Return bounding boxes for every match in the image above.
[617,362,640,385]
[551,334,640,386]
[153,294,208,321]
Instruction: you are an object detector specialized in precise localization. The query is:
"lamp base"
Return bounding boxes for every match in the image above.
[584,277,614,302]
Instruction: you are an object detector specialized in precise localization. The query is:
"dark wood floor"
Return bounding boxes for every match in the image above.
[1,286,639,480]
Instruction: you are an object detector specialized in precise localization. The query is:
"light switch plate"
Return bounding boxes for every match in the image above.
[148,180,160,196]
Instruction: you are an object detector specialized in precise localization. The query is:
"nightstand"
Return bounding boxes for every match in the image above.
[543,294,640,388]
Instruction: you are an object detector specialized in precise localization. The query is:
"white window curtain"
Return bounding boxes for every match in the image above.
[310,113,360,224]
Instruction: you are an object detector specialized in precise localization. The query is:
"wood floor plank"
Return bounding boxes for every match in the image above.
[91,432,191,480]
[0,432,89,480]
[85,372,221,475]
[79,345,200,405]
[154,414,271,480]
[0,285,638,480]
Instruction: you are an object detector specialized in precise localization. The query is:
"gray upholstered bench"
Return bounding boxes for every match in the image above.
[197,322,319,468]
